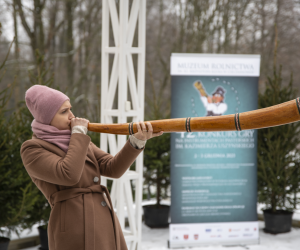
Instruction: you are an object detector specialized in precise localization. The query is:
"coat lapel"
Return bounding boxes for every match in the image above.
[31,133,97,166]
[86,145,98,166]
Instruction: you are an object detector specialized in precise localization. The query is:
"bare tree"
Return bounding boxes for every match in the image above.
[1,0,300,118]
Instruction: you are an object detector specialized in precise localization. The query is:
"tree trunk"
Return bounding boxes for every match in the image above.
[13,0,20,105]
[65,0,75,88]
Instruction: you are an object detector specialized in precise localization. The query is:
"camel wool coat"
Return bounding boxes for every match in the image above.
[20,132,144,250]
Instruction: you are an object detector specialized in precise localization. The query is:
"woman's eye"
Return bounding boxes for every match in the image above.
[63,108,72,113]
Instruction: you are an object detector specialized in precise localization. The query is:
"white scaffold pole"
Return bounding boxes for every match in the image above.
[101,1,146,249]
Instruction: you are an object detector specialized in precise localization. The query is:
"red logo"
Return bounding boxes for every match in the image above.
[184,234,189,240]
[194,234,199,240]
[229,228,232,232]
[254,227,257,231]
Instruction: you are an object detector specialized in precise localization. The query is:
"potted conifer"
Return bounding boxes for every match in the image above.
[143,133,171,228]
[0,39,39,250]
[142,62,171,228]
[257,31,300,234]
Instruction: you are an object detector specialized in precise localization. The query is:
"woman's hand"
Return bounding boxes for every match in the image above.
[133,121,163,141]
[70,117,90,129]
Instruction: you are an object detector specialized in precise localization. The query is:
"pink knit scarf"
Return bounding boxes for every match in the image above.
[31,119,71,153]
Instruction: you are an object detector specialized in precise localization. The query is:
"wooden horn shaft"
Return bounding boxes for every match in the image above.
[87,98,300,135]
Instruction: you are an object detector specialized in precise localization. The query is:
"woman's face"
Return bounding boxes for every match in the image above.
[50,100,75,130]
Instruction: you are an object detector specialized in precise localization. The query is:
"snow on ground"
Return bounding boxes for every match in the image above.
[9,200,300,250]
[20,221,300,250]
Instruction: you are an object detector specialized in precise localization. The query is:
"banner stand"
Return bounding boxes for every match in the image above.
[169,53,261,248]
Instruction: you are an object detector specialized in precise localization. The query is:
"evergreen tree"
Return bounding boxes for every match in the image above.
[143,62,171,207]
[144,133,170,207]
[0,38,39,239]
[257,31,300,213]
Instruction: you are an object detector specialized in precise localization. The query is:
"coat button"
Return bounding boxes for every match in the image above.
[93,176,99,183]
[101,201,107,207]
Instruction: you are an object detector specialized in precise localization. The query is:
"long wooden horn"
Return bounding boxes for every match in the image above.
[87,98,300,135]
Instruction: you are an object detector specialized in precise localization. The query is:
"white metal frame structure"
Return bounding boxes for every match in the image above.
[101,1,146,250]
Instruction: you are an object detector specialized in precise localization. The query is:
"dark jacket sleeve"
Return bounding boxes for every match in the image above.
[20,133,91,186]
[91,138,144,179]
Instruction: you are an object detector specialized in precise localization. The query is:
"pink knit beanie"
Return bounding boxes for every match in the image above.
[25,85,70,125]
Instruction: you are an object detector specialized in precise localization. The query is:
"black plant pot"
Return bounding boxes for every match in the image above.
[37,225,49,250]
[143,204,170,228]
[263,209,293,234]
[0,237,10,250]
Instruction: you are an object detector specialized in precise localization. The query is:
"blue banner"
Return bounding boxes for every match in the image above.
[169,54,260,247]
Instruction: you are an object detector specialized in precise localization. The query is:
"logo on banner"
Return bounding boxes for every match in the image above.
[183,234,189,240]
[194,234,199,240]
[191,78,244,116]
[210,235,222,238]
[194,81,228,117]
